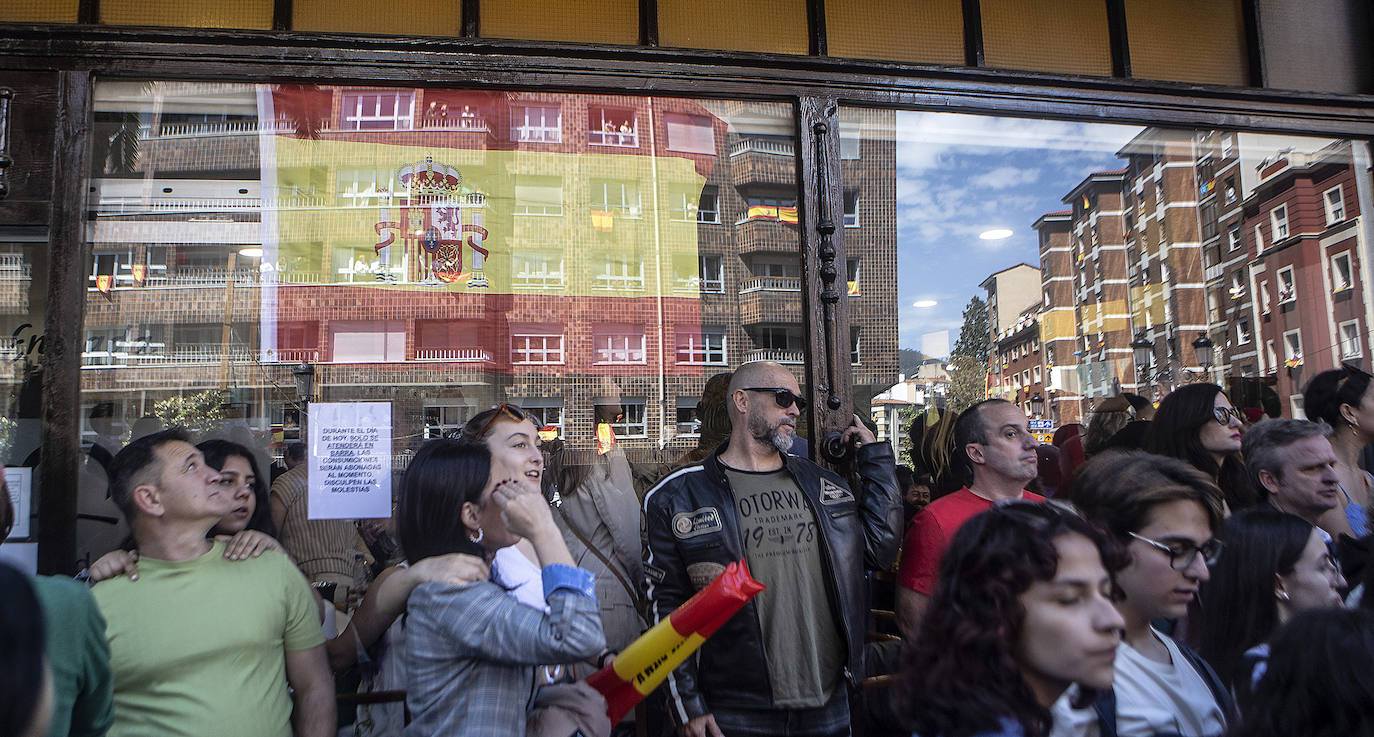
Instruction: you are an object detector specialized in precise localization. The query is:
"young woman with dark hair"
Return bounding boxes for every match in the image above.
[398,438,605,737]
[902,502,1126,737]
[1229,608,1374,737]
[1197,507,1346,707]
[1302,366,1374,538]
[1146,383,1259,511]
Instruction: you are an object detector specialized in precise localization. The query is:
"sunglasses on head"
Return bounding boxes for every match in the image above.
[1211,406,1245,425]
[742,387,808,411]
[464,403,530,441]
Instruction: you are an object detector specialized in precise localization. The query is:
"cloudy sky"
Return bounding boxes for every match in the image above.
[890,112,1144,356]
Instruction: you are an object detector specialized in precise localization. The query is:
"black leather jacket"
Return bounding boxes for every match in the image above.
[642,439,900,725]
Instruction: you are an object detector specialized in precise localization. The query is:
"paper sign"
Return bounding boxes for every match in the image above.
[307,402,393,520]
[0,542,37,573]
[1029,419,1055,431]
[5,467,32,539]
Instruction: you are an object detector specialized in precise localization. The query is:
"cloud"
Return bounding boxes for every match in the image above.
[970,166,1041,190]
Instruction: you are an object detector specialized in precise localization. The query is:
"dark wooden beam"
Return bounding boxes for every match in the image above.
[38,70,93,576]
[1241,0,1265,88]
[462,0,479,39]
[807,0,827,57]
[1105,0,1130,78]
[638,0,658,47]
[273,0,292,32]
[961,0,984,67]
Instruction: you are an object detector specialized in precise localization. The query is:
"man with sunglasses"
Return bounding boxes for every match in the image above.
[1242,418,1342,539]
[643,361,899,737]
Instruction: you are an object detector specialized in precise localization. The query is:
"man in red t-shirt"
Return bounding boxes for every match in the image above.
[895,399,1044,638]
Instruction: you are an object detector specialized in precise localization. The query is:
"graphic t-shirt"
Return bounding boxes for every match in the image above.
[724,466,844,708]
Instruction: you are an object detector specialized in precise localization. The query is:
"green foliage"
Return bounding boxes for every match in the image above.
[152,390,229,435]
[952,296,990,365]
[946,354,989,413]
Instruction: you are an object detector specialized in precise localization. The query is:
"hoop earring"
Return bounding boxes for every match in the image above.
[469,527,484,544]
[1277,591,1290,602]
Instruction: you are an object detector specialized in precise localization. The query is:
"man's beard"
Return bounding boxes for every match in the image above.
[749,410,795,454]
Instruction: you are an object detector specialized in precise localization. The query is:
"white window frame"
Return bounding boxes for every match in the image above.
[511,104,562,143]
[700,255,724,293]
[513,176,564,216]
[594,256,645,291]
[1259,279,1271,314]
[1277,266,1297,303]
[511,329,565,365]
[1221,135,1234,158]
[676,330,727,365]
[1227,225,1241,252]
[588,107,639,148]
[422,403,475,439]
[591,180,642,218]
[592,326,647,365]
[1237,318,1252,345]
[511,251,565,289]
[843,191,859,228]
[340,91,415,131]
[675,398,701,437]
[1270,204,1290,241]
[1339,320,1362,359]
[515,399,565,438]
[1324,185,1346,225]
[1331,251,1354,292]
[1283,329,1303,363]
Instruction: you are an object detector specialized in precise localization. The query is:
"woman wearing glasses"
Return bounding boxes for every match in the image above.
[1146,383,1260,512]
[1197,507,1346,711]
[1057,451,1231,737]
[1302,366,1374,539]
[902,502,1125,737]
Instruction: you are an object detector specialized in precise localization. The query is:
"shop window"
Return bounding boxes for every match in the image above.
[676,330,727,365]
[1277,266,1296,303]
[514,176,564,216]
[1331,252,1353,292]
[511,104,562,143]
[1325,186,1346,225]
[511,329,565,365]
[593,325,646,364]
[588,107,638,147]
[1271,204,1289,241]
[1340,320,1362,359]
[341,92,415,131]
[665,113,716,155]
[511,251,565,289]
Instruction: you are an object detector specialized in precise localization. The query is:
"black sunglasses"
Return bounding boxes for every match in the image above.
[742,387,808,411]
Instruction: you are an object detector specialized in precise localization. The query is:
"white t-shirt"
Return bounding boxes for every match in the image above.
[493,545,546,610]
[1050,629,1226,737]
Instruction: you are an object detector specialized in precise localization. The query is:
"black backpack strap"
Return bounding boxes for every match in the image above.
[1091,688,1118,737]
[1175,641,1236,721]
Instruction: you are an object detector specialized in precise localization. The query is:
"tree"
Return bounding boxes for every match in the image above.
[952,296,990,365]
[153,390,229,435]
[946,354,988,412]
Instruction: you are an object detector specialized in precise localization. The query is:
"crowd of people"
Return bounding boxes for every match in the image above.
[4,360,1374,737]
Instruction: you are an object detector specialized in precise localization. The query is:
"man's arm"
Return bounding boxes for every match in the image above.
[642,484,711,730]
[894,507,942,640]
[895,586,930,641]
[284,645,335,737]
[849,432,902,570]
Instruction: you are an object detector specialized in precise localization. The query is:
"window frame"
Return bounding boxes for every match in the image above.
[511,328,565,365]
[1270,204,1290,241]
[1339,319,1362,359]
[1324,185,1346,225]
[1331,250,1354,293]
[1276,265,1297,303]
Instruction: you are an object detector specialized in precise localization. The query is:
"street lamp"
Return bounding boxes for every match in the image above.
[293,363,315,404]
[1131,330,1153,384]
[1030,393,1045,417]
[1192,332,1215,376]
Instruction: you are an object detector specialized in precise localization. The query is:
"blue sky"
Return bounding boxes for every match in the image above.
[891,112,1144,356]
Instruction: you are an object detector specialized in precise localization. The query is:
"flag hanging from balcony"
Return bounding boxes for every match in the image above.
[96,275,113,293]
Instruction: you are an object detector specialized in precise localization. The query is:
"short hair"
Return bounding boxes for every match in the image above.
[108,427,193,524]
[1242,418,1332,488]
[727,360,789,398]
[953,399,1014,483]
[397,438,491,564]
[1070,450,1225,540]
[0,564,46,737]
[284,442,307,464]
[902,501,1126,737]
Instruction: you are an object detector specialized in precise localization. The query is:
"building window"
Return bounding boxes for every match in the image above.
[664,113,716,154]
[1221,135,1234,158]
[1223,177,1237,204]
[588,107,638,147]
[1331,251,1354,292]
[1253,224,1265,253]
[669,186,719,224]
[676,330,727,364]
[595,401,647,438]
[1283,329,1303,363]
[698,188,719,223]
[851,331,861,365]
[1237,318,1252,345]
[1200,202,1218,240]
[1277,266,1296,303]
[590,180,642,218]
[1227,225,1241,252]
[594,256,645,291]
[511,251,565,289]
[517,400,565,438]
[593,325,646,364]
[1266,340,1277,373]
[843,191,859,227]
[1033,365,1042,384]
[512,329,564,364]
[1271,204,1289,241]
[513,176,564,216]
[341,92,415,131]
[700,255,724,293]
[1228,271,1244,300]
[511,104,562,143]
[1340,320,1362,359]
[742,196,798,224]
[1325,185,1346,225]
[676,398,701,437]
[423,404,474,438]
[329,321,405,362]
[754,258,800,279]
[415,320,487,361]
[338,168,397,207]
[1259,279,1271,314]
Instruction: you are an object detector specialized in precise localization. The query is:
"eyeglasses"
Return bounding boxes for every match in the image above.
[464,403,530,441]
[1128,531,1224,571]
[1211,406,1245,425]
[742,387,808,411]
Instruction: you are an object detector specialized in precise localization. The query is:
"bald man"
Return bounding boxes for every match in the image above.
[643,361,900,737]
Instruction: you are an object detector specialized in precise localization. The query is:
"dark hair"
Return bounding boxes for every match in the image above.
[198,438,276,537]
[397,438,490,564]
[1121,393,1152,414]
[541,440,594,502]
[0,564,47,737]
[108,427,193,523]
[902,502,1126,737]
[895,464,915,489]
[1071,450,1225,541]
[1230,608,1374,737]
[1241,419,1332,494]
[284,442,307,464]
[1146,384,1259,509]
[459,403,537,443]
[953,399,1012,483]
[0,475,12,539]
[1198,507,1313,694]
[1303,367,1372,431]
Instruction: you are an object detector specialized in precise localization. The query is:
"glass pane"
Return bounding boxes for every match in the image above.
[81,82,800,567]
[844,106,1373,497]
[0,230,47,568]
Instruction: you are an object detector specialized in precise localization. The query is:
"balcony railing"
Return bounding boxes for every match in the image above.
[141,118,296,139]
[744,349,804,364]
[418,115,489,131]
[414,347,492,362]
[740,276,801,293]
[729,139,795,158]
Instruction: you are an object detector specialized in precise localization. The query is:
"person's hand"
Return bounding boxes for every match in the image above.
[491,477,555,540]
[215,530,285,561]
[410,552,490,587]
[89,549,139,583]
[678,714,724,737]
[841,413,878,446]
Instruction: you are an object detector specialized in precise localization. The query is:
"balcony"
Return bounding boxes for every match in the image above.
[739,276,800,293]
[744,349,804,365]
[735,217,800,255]
[414,347,493,362]
[729,139,796,187]
[739,286,803,325]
